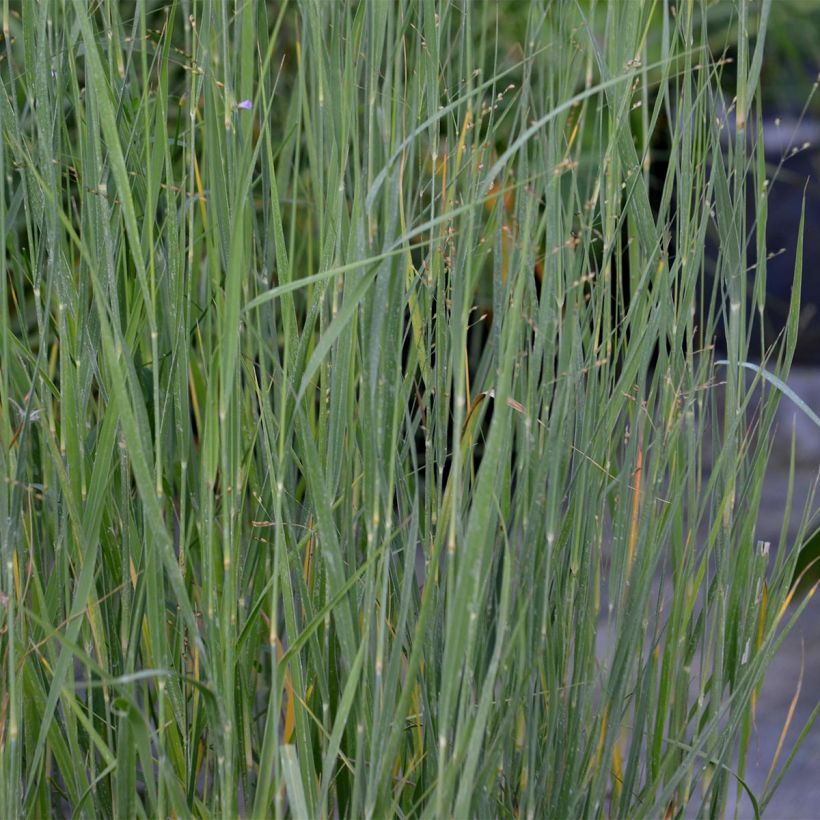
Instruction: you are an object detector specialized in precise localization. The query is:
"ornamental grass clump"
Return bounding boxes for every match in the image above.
[1,1,817,817]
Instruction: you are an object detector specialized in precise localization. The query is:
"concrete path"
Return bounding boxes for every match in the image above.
[726,367,820,818]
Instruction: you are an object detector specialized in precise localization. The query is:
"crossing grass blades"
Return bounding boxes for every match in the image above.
[1,1,818,817]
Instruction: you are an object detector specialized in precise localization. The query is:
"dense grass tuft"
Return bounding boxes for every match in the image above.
[1,1,816,817]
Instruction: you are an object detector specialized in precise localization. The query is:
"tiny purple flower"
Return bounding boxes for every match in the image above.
[237,99,253,111]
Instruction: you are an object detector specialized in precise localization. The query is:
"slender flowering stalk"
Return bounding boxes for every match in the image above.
[0,2,815,818]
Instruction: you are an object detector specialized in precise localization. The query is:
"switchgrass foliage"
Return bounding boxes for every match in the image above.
[1,0,816,817]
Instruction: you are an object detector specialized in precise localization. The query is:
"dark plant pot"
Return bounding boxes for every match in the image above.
[723,118,820,363]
